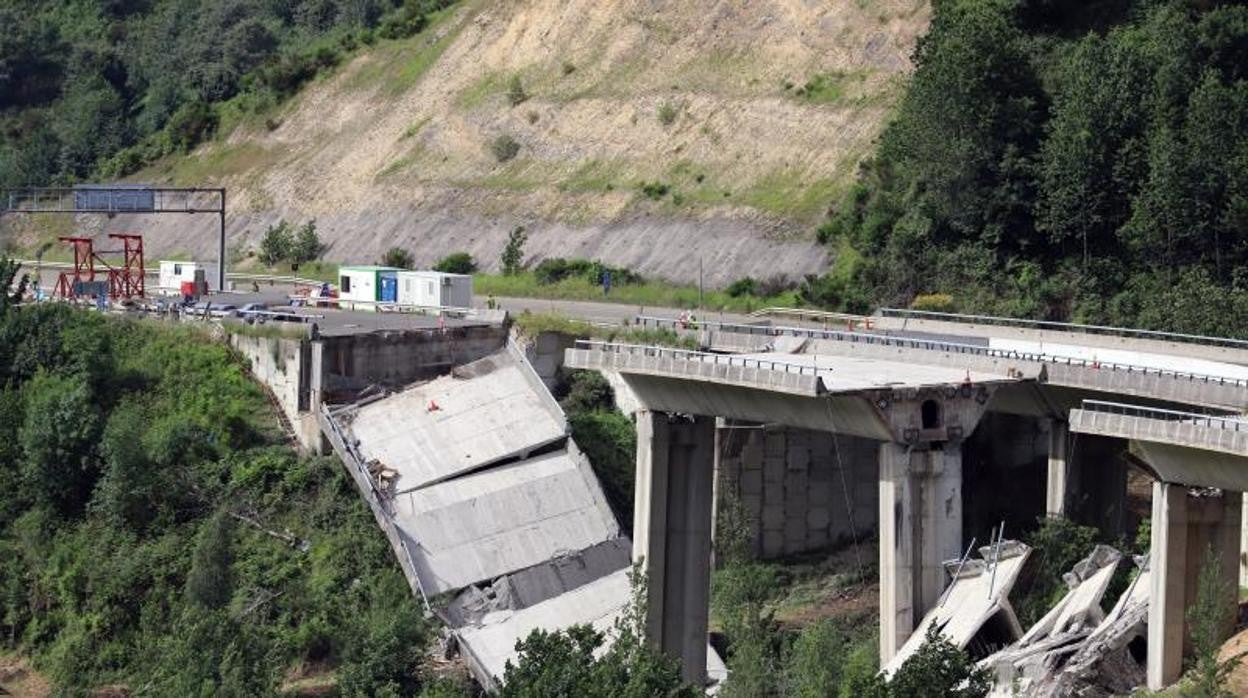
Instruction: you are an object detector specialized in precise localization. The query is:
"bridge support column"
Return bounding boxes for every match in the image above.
[1046,420,1069,517]
[1148,483,1242,690]
[634,410,714,686]
[879,442,963,665]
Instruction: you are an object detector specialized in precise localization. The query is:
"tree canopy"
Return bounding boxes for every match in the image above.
[817,0,1248,334]
[0,0,454,187]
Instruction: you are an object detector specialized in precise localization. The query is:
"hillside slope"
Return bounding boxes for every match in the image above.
[120,0,929,285]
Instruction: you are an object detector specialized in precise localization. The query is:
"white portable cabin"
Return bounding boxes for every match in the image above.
[337,265,400,311]
[396,271,473,309]
[158,260,220,293]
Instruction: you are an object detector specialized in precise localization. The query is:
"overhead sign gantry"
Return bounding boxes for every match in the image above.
[0,185,227,290]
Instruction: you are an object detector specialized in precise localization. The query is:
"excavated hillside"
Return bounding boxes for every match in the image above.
[120,0,930,285]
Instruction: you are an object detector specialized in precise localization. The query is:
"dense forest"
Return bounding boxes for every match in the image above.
[0,264,449,694]
[0,0,453,187]
[810,0,1248,335]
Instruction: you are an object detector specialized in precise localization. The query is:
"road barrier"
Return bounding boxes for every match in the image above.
[878,308,1248,351]
[634,315,1248,388]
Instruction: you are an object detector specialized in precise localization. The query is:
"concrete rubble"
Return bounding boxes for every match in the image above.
[882,540,1031,679]
[322,344,727,691]
[887,539,1151,695]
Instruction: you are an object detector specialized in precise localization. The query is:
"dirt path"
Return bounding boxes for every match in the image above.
[0,656,50,698]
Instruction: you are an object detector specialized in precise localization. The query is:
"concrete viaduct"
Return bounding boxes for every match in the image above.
[566,310,1248,690]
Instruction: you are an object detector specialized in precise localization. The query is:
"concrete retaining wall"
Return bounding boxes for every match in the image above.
[228,330,320,450]
[717,422,878,559]
[314,325,508,402]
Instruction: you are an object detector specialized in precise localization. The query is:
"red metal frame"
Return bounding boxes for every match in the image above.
[52,234,146,300]
[110,234,145,298]
[53,237,95,299]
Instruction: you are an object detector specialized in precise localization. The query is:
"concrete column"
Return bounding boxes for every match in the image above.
[1046,421,1069,517]
[1148,481,1189,690]
[878,443,963,665]
[1216,492,1242,642]
[1240,493,1248,589]
[634,411,714,686]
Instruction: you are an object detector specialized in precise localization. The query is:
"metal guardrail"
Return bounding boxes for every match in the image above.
[749,306,874,326]
[879,308,1248,351]
[17,260,326,287]
[1078,400,1247,431]
[634,315,1248,388]
[318,403,433,612]
[575,339,822,376]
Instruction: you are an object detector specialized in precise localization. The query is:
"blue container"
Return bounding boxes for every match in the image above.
[379,274,398,303]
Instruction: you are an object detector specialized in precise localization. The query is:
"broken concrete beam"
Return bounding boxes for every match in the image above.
[981,544,1124,695]
[882,541,1031,680]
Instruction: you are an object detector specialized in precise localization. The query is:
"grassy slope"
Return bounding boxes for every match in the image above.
[139,1,928,229]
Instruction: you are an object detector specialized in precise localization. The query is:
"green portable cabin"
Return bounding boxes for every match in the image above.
[337,265,400,311]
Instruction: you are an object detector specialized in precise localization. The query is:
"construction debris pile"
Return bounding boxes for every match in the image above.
[319,343,726,691]
[886,539,1151,696]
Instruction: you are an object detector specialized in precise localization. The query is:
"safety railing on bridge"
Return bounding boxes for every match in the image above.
[633,316,1248,388]
[748,306,875,329]
[574,339,822,376]
[878,308,1248,351]
[318,402,434,613]
[1077,400,1247,432]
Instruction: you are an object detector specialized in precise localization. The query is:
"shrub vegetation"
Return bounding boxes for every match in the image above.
[0,298,436,694]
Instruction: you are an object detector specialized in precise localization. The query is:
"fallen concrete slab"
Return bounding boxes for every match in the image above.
[443,538,632,627]
[456,567,728,693]
[391,448,622,596]
[344,349,567,492]
[882,540,1030,678]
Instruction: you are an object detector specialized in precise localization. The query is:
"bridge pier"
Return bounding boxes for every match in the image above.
[1046,420,1069,517]
[879,442,964,665]
[634,410,715,687]
[1147,483,1241,690]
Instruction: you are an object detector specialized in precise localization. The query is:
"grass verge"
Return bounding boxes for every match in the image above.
[476,272,801,313]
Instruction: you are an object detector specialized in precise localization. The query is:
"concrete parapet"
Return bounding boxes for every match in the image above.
[565,346,824,397]
[1049,363,1248,411]
[872,315,1248,368]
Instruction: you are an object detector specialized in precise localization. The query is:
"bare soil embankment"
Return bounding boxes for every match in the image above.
[91,0,928,285]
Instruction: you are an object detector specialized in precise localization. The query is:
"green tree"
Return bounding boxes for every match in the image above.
[0,257,28,314]
[258,220,294,266]
[433,252,477,274]
[501,226,527,275]
[19,370,102,517]
[501,565,692,697]
[382,246,415,269]
[291,219,323,264]
[1186,546,1240,698]
[886,624,992,697]
[95,401,158,529]
[337,600,432,697]
[186,510,235,609]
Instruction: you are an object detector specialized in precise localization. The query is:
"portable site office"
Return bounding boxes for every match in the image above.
[396,271,473,309]
[337,265,400,310]
[158,260,220,293]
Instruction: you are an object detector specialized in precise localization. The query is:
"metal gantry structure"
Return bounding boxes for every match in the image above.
[0,186,227,290]
[51,234,146,301]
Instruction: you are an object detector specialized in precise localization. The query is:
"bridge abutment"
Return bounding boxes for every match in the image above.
[634,410,715,687]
